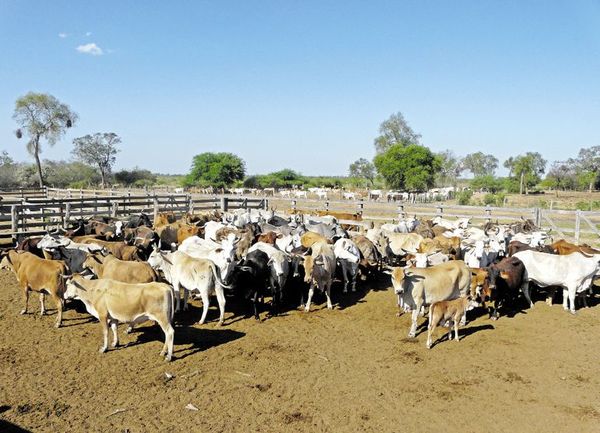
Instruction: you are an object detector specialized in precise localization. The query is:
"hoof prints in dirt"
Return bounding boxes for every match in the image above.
[283,411,312,424]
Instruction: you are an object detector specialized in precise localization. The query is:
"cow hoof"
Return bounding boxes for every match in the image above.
[343,289,347,294]
[304,308,310,313]
[491,316,498,321]
[165,355,172,362]
[39,311,45,316]
[99,347,107,354]
[197,320,205,326]
[112,343,119,348]
[19,309,27,315]
[125,327,132,334]
[54,322,61,329]
[408,332,416,339]
[426,344,431,349]
[216,321,224,327]
[570,310,577,315]
[351,288,356,293]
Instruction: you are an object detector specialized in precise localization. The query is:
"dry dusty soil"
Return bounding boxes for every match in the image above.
[1,269,600,433]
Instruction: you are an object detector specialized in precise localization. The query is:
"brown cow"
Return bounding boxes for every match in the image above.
[83,254,157,283]
[301,232,329,248]
[0,250,67,327]
[426,296,471,349]
[551,239,600,256]
[315,210,363,221]
[75,238,145,261]
[256,231,282,245]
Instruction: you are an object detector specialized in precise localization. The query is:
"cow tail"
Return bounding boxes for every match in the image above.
[167,285,175,322]
[211,263,233,289]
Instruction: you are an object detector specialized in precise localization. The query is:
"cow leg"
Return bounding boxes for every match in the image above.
[568,288,577,315]
[304,284,315,312]
[182,287,190,312]
[351,267,357,292]
[454,318,460,341]
[39,292,46,316]
[408,306,420,338]
[252,290,260,320]
[562,288,569,311]
[159,321,175,362]
[215,286,226,326]
[20,285,30,315]
[110,321,119,347]
[396,294,405,317]
[52,294,64,328]
[426,309,436,348]
[198,289,210,325]
[99,316,109,353]
[521,281,533,308]
[547,287,556,306]
[325,281,333,310]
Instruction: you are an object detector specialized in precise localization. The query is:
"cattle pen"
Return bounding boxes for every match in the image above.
[1,187,600,246]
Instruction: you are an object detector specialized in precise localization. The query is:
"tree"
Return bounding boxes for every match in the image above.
[114,168,157,187]
[186,152,245,188]
[572,146,600,192]
[374,112,421,154]
[505,152,546,194]
[542,161,576,195]
[503,157,515,177]
[348,158,376,185]
[13,92,77,186]
[435,150,463,187]
[462,152,498,177]
[0,151,21,188]
[470,175,503,193]
[373,144,441,191]
[72,133,121,187]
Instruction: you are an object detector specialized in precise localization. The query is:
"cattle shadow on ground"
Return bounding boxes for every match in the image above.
[0,414,33,433]
[130,323,245,361]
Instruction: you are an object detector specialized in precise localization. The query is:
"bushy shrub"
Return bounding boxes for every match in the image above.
[456,190,473,205]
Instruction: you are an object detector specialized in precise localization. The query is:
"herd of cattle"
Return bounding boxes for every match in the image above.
[1,207,599,360]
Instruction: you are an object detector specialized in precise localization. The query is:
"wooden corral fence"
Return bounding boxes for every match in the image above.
[0,189,269,243]
[274,196,600,246]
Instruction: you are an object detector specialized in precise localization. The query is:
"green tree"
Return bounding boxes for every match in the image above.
[470,175,503,193]
[435,150,463,187]
[13,92,77,186]
[462,152,498,177]
[114,168,157,187]
[572,146,600,192]
[0,151,21,188]
[72,133,121,188]
[374,112,421,154]
[373,144,440,191]
[186,152,245,188]
[506,152,546,194]
[348,158,376,185]
[542,161,576,195]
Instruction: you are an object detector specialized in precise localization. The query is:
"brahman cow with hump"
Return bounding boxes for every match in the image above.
[64,274,175,361]
[170,250,228,324]
[513,250,600,314]
[0,250,68,328]
[302,241,336,312]
[391,260,471,338]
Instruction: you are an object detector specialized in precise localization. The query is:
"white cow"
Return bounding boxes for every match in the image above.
[333,238,361,293]
[513,250,600,314]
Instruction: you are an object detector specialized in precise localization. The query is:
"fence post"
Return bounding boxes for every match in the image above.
[221,196,229,212]
[64,203,71,226]
[188,195,194,214]
[264,198,269,211]
[325,200,330,212]
[358,199,364,216]
[11,205,18,234]
[485,206,492,223]
[153,197,159,223]
[44,186,48,198]
[291,199,297,213]
[575,210,581,242]
[397,203,405,220]
[436,205,443,216]
[111,202,118,218]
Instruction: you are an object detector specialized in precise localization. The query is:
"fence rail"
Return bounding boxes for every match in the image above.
[2,188,599,246]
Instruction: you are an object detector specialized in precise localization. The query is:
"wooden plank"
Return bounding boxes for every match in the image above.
[541,213,567,239]
[580,213,600,238]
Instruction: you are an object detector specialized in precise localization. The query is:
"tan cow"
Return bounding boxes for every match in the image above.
[391,260,471,338]
[302,241,336,312]
[426,296,471,349]
[75,238,144,261]
[0,250,67,327]
[64,274,175,361]
[83,254,157,283]
[300,232,329,249]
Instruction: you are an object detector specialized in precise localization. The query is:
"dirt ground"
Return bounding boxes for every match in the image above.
[1,270,600,433]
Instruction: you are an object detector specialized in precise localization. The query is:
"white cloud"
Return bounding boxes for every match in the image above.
[76,42,104,56]
[58,32,68,38]
[85,32,92,37]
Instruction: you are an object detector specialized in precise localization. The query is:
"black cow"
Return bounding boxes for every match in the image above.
[125,213,152,229]
[48,246,89,274]
[230,250,270,320]
[487,256,526,319]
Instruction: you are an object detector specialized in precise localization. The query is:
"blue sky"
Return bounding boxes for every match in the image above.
[1,1,599,176]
